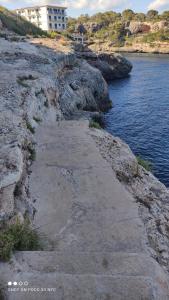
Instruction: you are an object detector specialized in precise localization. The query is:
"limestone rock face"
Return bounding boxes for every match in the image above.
[151,21,169,32]
[75,45,132,80]
[84,22,103,33]
[90,53,133,80]
[59,59,109,115]
[129,21,151,34]
[129,21,143,34]
[0,37,111,221]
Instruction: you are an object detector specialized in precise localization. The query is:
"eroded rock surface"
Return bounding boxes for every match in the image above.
[75,45,132,80]
[0,37,109,222]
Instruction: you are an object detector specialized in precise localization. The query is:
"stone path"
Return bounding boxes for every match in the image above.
[5,121,169,299]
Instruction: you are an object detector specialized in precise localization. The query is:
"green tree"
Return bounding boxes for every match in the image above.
[122,9,135,21]
[78,14,90,23]
[161,11,169,21]
[67,17,77,33]
[134,13,146,22]
[147,10,159,20]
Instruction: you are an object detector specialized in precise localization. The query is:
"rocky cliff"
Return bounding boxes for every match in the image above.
[0,36,133,224]
[89,40,169,54]
[1,36,169,299]
[0,37,110,223]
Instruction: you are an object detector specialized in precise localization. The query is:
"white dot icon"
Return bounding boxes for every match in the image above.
[13,282,17,286]
[8,282,12,286]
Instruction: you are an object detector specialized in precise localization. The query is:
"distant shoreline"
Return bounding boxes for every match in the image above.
[114,51,169,56]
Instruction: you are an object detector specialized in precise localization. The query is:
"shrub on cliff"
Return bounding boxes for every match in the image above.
[89,120,101,129]
[142,30,169,43]
[0,219,41,261]
[137,156,152,171]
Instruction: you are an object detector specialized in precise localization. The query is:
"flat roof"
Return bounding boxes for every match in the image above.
[15,5,67,10]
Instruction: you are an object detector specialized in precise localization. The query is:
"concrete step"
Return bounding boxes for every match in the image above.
[14,251,164,277]
[6,273,169,300]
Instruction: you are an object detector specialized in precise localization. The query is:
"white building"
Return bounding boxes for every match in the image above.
[15,5,67,31]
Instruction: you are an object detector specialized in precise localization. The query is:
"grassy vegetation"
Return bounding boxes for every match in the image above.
[137,156,152,171]
[0,6,47,36]
[27,144,36,161]
[0,219,41,261]
[92,114,105,128]
[89,120,101,129]
[26,121,35,134]
[142,30,169,43]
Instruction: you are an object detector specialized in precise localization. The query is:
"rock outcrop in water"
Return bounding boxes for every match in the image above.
[75,44,133,80]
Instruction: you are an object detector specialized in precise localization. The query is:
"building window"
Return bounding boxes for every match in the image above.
[49,15,52,20]
[62,9,64,13]
[54,16,57,20]
[55,23,57,29]
[62,24,65,29]
[62,17,64,21]
[59,24,61,27]
[49,23,52,28]
[58,16,61,19]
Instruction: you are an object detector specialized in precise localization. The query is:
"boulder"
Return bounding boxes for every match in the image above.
[84,22,103,33]
[87,53,133,80]
[75,45,132,81]
[151,21,169,32]
[129,21,150,34]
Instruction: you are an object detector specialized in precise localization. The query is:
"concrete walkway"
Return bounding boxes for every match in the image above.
[5,121,169,299]
[30,121,146,252]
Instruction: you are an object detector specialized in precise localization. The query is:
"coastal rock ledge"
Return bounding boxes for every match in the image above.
[75,44,133,80]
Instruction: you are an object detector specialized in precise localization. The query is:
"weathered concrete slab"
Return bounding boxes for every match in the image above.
[2,120,169,300]
[5,273,168,300]
[14,251,167,278]
[30,121,146,252]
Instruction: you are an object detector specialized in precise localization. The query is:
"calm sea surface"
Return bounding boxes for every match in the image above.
[105,54,169,187]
